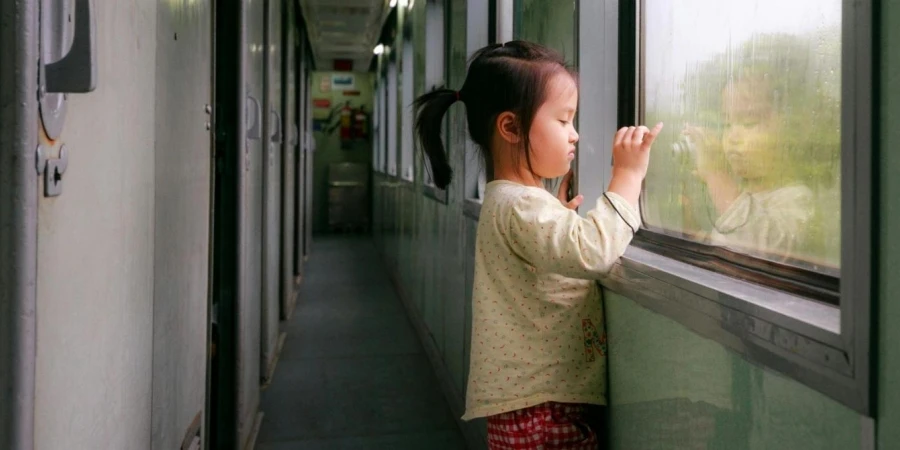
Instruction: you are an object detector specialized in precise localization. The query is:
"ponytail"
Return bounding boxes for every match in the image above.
[413,88,458,189]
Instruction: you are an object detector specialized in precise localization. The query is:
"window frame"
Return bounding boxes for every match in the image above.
[577,0,872,415]
[421,0,450,203]
[462,0,492,219]
[373,77,383,173]
[629,0,840,306]
[374,58,391,174]
[374,73,387,173]
[386,58,400,178]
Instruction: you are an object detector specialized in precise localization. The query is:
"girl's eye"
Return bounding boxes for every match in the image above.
[559,120,569,125]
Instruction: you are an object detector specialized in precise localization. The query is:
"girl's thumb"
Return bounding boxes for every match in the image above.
[565,194,584,210]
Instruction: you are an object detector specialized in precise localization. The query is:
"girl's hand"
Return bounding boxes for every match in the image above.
[607,122,664,209]
[557,170,584,210]
[683,125,726,180]
[612,122,664,181]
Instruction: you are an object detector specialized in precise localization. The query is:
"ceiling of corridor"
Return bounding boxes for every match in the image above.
[299,0,393,72]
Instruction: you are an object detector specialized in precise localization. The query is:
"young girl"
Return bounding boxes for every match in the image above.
[413,41,662,449]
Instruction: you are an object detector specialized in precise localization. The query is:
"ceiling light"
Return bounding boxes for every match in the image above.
[389,0,397,7]
[373,44,384,55]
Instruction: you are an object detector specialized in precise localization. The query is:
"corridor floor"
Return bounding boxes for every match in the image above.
[256,235,468,449]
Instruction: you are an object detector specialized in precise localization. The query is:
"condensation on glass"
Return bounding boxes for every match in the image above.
[640,0,841,274]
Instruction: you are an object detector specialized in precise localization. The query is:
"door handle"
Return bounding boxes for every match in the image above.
[270,109,282,144]
[246,94,262,140]
[45,0,97,93]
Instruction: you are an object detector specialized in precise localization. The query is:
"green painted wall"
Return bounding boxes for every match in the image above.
[310,71,373,233]
[372,1,896,449]
[606,291,860,449]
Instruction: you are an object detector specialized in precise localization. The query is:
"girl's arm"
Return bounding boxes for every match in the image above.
[506,189,640,279]
[504,124,662,279]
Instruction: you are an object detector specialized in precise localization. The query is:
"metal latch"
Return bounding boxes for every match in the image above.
[36,145,69,197]
[44,0,97,94]
[246,93,262,140]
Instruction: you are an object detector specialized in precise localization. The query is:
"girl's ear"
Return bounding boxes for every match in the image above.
[496,112,521,144]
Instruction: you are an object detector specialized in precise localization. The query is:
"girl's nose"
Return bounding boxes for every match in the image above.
[725,130,743,147]
[570,129,579,143]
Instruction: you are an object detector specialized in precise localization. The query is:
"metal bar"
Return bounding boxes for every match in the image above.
[0,0,39,448]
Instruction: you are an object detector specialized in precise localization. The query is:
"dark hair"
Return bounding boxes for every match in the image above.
[413,40,577,189]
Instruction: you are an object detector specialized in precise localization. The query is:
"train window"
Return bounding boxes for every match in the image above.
[424,0,445,93]
[372,82,381,172]
[463,0,490,208]
[383,71,390,174]
[422,0,446,189]
[576,0,872,414]
[401,40,415,181]
[634,0,842,304]
[374,79,387,173]
[495,0,513,43]
[387,60,399,176]
[513,0,577,63]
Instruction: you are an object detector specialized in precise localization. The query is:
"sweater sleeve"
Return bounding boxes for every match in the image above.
[504,190,641,279]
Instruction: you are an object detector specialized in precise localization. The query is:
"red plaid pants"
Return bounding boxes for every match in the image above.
[486,402,601,450]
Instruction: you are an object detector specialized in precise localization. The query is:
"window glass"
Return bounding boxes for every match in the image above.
[387,61,399,176]
[378,78,388,172]
[513,0,576,62]
[425,0,446,91]
[467,0,490,200]
[373,82,382,171]
[423,0,446,186]
[640,0,841,272]
[401,41,415,181]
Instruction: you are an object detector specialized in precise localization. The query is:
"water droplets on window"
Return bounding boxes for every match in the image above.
[640,0,842,273]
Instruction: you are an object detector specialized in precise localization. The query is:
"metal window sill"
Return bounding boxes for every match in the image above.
[463,198,482,220]
[601,245,863,412]
[423,183,449,204]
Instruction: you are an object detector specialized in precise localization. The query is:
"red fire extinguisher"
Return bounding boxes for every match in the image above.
[338,102,353,141]
[352,105,368,140]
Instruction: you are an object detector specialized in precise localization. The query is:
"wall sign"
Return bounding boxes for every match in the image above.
[331,74,355,90]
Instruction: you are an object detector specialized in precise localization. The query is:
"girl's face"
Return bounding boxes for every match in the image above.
[722,79,779,181]
[527,73,580,179]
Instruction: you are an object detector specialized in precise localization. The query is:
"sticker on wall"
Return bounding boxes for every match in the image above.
[313,98,331,109]
[331,74,355,90]
[343,90,361,96]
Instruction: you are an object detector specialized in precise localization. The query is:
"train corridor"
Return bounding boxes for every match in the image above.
[256,235,467,449]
